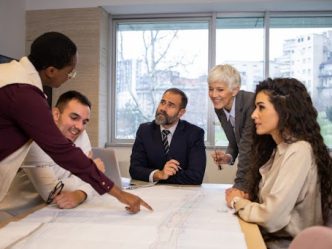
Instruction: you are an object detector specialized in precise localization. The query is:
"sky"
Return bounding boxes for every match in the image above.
[118,27,331,78]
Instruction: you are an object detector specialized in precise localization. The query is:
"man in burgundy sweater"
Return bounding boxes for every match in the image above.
[0,31,151,213]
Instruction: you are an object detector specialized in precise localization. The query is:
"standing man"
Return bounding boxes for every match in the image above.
[129,88,206,185]
[0,31,151,213]
[24,91,103,209]
[208,64,254,202]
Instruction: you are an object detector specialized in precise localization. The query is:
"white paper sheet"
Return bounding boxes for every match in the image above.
[0,185,247,249]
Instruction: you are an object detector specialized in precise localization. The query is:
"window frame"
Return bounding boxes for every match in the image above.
[109,14,214,146]
[107,11,332,148]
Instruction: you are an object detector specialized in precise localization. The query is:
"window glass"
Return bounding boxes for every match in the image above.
[114,20,209,140]
[215,17,264,145]
[111,14,332,148]
[270,16,332,146]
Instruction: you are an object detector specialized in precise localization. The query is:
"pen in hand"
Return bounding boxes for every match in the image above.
[214,149,222,170]
[169,158,182,171]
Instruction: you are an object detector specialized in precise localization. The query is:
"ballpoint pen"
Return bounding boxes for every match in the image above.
[215,149,222,170]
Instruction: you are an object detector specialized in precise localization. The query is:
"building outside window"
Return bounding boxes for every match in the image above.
[270,16,332,146]
[214,16,264,145]
[113,19,209,141]
[111,13,332,148]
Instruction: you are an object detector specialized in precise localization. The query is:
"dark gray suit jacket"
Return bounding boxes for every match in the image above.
[129,120,206,185]
[215,90,254,191]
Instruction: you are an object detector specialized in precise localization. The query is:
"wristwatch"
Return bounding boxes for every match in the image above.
[231,196,241,209]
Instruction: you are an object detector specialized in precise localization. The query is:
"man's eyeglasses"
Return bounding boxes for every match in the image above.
[67,70,77,80]
[46,181,64,204]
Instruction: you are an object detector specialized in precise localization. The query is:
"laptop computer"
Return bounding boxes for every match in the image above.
[91,147,124,189]
[91,147,157,190]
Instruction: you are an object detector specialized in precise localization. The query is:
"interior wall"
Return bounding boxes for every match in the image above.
[26,7,108,147]
[0,0,25,59]
[25,0,332,13]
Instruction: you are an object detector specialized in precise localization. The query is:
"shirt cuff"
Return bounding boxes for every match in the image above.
[77,185,96,201]
[149,170,158,183]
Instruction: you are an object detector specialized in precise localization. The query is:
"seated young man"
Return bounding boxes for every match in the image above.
[23,90,104,209]
[129,88,206,185]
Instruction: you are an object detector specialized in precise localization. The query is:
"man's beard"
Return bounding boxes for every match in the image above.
[155,111,177,126]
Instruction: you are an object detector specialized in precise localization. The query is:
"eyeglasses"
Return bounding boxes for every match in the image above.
[67,70,77,79]
[46,181,64,204]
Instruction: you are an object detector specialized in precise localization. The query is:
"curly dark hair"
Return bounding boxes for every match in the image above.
[247,77,332,224]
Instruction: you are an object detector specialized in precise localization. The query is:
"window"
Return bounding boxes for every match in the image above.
[215,16,264,145]
[113,19,209,141]
[110,13,332,148]
[270,15,332,146]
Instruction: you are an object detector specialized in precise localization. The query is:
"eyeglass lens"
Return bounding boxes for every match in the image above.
[67,70,77,79]
[46,181,64,204]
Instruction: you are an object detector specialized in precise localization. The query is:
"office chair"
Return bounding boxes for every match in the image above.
[288,226,332,249]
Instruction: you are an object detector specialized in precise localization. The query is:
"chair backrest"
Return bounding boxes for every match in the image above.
[288,226,332,249]
[91,147,123,189]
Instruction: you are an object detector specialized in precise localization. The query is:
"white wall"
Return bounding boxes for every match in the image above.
[0,0,25,59]
[25,0,332,13]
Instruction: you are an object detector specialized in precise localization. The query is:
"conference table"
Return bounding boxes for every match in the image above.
[0,183,266,249]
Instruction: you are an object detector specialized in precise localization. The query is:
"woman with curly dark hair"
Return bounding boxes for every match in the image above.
[226,77,332,249]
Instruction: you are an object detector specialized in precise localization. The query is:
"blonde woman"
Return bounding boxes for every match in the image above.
[208,64,254,200]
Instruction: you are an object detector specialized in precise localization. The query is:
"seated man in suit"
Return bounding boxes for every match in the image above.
[23,90,104,209]
[129,88,206,185]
